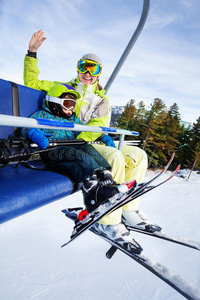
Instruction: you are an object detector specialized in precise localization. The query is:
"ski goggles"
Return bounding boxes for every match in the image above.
[77,59,102,77]
[46,95,76,111]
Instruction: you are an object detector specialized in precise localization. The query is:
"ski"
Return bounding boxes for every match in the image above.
[90,226,200,300]
[112,163,180,214]
[61,154,179,248]
[106,227,200,260]
[62,207,200,300]
[127,226,200,251]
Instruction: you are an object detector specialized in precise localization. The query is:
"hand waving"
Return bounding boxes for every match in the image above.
[29,29,46,52]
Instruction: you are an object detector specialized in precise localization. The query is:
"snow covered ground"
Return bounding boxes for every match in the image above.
[0,170,200,300]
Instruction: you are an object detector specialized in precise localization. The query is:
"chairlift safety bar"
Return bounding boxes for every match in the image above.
[0,114,139,150]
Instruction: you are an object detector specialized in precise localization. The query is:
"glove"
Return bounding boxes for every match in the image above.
[28,128,49,149]
[102,135,116,148]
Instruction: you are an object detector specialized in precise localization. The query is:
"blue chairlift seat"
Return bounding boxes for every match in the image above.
[0,78,75,224]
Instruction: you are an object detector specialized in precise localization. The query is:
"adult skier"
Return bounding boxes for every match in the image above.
[23,29,161,236]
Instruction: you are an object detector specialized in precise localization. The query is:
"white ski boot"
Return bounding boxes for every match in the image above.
[122,210,162,233]
[91,222,143,254]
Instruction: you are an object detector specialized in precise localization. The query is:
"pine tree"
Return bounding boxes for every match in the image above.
[176,125,193,168]
[117,99,137,131]
[162,103,182,164]
[187,142,200,179]
[193,116,200,144]
[176,116,200,170]
[135,101,147,137]
[142,98,167,166]
[190,117,200,170]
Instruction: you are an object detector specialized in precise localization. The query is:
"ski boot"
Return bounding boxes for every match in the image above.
[122,210,162,233]
[81,171,127,213]
[91,222,143,254]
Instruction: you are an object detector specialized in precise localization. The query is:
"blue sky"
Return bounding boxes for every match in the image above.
[0,0,199,123]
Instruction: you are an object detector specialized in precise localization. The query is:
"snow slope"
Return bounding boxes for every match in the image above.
[0,170,200,300]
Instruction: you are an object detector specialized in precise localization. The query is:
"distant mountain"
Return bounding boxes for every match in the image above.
[111,105,125,114]
[180,120,192,128]
[110,106,125,126]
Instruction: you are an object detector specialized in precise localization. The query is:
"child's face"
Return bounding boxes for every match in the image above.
[61,94,76,117]
[62,106,73,117]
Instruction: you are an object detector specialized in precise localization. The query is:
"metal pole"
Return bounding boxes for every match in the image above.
[118,134,125,151]
[104,0,150,93]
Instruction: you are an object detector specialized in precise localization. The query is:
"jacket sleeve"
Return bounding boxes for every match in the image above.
[21,111,48,138]
[76,118,107,141]
[23,55,60,91]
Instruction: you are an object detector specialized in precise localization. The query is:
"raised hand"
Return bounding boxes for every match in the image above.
[29,29,46,52]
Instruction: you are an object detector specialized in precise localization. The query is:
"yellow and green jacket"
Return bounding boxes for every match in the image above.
[24,55,111,141]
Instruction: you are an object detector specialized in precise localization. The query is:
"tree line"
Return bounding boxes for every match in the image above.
[115,98,200,170]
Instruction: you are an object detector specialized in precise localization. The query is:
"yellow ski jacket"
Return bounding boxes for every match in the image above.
[24,55,111,141]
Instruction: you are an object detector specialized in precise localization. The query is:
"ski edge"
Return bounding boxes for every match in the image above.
[90,227,200,300]
[127,227,200,251]
[106,227,200,260]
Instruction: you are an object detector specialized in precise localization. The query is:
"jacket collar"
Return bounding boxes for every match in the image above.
[71,76,106,98]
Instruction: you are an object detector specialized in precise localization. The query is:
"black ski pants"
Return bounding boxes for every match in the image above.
[40,143,111,184]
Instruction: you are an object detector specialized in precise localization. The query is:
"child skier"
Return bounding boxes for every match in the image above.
[21,83,142,254]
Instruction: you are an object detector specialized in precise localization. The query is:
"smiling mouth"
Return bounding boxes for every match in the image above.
[83,76,91,81]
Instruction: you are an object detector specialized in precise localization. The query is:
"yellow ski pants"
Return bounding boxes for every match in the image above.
[92,144,148,225]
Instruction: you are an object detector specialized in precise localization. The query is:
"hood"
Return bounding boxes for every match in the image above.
[42,98,52,112]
